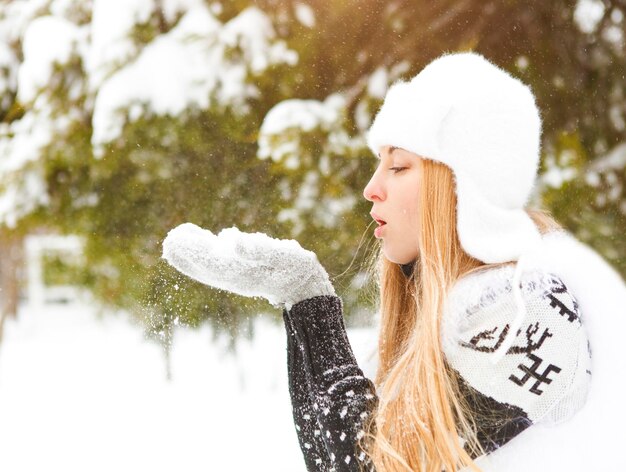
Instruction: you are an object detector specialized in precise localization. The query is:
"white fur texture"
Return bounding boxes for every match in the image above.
[447,230,626,470]
[366,52,543,264]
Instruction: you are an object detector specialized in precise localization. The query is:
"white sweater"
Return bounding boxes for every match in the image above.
[449,230,626,471]
[443,264,591,428]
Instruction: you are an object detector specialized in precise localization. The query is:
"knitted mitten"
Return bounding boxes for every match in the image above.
[161,223,335,309]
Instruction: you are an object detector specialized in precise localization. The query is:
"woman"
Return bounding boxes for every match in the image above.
[162,52,626,471]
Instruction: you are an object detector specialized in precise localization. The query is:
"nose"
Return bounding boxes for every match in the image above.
[363,167,385,202]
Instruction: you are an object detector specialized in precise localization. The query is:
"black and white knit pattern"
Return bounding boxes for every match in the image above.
[442,266,591,430]
[284,267,592,470]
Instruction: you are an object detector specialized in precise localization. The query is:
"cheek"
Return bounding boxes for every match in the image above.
[398,188,420,220]
[399,195,421,241]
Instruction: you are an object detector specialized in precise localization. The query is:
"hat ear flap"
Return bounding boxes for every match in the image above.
[453,168,542,263]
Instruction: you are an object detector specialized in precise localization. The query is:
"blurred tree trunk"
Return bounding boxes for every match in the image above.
[0,230,23,343]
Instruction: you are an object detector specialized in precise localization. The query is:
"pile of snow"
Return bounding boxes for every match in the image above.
[17,15,83,103]
[294,3,315,28]
[574,0,605,34]
[0,301,378,471]
[258,94,347,168]
[87,0,154,90]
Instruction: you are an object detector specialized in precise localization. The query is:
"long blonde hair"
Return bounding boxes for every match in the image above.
[357,157,562,472]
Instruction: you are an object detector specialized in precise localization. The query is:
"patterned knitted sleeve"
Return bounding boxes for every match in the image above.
[283,295,379,472]
[444,270,592,457]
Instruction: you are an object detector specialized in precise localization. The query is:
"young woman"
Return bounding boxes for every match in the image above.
[162,52,626,471]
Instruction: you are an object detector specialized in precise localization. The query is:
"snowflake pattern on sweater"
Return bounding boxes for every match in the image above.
[443,266,591,428]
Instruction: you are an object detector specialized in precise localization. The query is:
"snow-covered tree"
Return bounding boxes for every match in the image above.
[0,0,624,342]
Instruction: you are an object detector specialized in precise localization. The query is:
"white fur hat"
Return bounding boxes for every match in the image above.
[366,51,543,264]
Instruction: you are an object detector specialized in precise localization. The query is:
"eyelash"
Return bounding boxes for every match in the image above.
[389,167,407,173]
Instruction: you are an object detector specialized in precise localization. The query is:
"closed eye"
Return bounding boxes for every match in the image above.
[389,167,407,173]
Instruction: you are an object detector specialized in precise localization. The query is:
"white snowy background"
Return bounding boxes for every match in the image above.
[0,2,378,469]
[0,296,378,471]
[0,0,623,471]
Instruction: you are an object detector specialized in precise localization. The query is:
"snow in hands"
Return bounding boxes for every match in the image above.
[162,223,335,310]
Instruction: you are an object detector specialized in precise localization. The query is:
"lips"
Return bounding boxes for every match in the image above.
[370,212,387,238]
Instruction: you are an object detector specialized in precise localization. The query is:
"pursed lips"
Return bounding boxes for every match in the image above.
[370,212,387,238]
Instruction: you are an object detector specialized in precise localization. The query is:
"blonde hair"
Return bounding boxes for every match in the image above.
[357,157,562,472]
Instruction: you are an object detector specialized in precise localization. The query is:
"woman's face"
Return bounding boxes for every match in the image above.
[363,145,424,264]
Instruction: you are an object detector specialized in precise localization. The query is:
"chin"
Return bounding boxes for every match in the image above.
[383,246,417,265]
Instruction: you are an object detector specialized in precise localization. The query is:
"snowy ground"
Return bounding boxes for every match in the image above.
[0,300,378,472]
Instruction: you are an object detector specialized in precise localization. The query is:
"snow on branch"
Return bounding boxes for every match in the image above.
[0,0,299,227]
[91,5,298,156]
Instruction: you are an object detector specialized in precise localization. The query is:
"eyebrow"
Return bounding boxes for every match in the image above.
[377,146,399,159]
